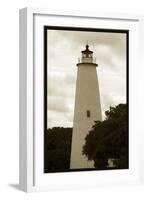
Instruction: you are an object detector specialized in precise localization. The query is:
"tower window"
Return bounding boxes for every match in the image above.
[87,110,91,118]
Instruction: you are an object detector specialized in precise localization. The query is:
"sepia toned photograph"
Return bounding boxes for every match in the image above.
[44,26,129,173]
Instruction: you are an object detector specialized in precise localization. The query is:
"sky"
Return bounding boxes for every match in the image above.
[47,29,127,128]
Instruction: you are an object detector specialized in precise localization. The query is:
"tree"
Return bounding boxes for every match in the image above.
[44,127,72,172]
[82,104,128,169]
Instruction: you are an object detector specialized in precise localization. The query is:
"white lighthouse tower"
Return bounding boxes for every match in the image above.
[70,44,102,169]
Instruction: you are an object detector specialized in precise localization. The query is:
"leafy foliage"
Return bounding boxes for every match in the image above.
[83,104,128,169]
[44,127,72,172]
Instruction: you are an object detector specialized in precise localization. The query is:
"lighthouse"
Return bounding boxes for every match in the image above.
[70,44,102,169]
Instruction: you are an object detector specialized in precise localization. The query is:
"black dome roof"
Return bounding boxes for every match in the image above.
[81,44,93,54]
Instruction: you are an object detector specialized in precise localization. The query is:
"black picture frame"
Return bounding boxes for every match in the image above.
[44,26,129,173]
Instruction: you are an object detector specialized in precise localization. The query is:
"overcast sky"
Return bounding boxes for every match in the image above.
[47,29,127,128]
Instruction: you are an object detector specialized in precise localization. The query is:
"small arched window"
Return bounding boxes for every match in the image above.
[87,110,90,118]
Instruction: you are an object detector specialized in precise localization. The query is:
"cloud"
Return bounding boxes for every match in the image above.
[47,110,73,128]
[48,96,69,113]
[47,29,127,128]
